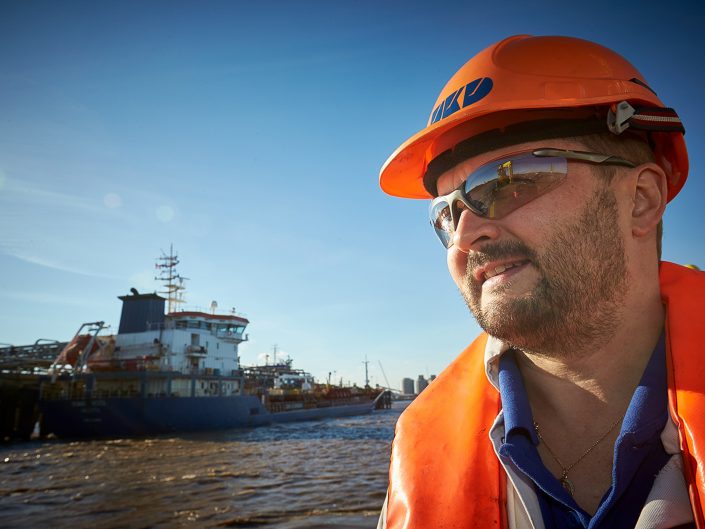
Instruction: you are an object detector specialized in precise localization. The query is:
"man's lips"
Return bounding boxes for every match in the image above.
[474,259,531,283]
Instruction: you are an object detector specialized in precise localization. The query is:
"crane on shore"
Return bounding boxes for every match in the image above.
[379,360,405,393]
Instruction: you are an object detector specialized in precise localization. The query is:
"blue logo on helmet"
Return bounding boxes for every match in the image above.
[429,77,493,125]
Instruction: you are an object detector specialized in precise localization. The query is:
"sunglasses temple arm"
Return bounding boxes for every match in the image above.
[533,148,635,168]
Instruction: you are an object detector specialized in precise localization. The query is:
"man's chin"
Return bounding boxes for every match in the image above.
[475,292,524,317]
[469,298,541,343]
[463,285,536,332]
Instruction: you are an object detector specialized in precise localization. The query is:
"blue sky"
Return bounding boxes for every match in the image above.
[1,0,703,389]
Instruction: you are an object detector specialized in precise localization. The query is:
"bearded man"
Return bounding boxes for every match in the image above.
[377,35,703,529]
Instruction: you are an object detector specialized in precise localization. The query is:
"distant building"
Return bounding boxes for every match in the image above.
[416,375,428,394]
[429,374,437,382]
[402,378,415,395]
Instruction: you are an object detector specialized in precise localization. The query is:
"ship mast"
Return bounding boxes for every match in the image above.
[155,244,188,314]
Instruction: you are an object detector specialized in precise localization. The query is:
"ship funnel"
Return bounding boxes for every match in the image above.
[117,292,166,334]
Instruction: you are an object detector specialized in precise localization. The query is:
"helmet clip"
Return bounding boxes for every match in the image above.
[607,101,636,135]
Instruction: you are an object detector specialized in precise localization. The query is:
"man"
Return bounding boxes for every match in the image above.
[377,35,704,528]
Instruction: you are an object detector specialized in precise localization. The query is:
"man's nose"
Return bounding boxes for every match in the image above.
[452,208,502,253]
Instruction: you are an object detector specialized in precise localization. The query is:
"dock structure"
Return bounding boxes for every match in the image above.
[374,389,393,410]
[0,341,66,442]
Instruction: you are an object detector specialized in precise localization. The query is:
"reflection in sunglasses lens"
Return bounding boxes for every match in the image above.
[430,154,569,248]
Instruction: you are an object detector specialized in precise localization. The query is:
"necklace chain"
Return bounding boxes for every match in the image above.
[533,415,624,496]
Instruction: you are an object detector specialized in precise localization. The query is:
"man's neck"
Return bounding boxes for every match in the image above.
[512,285,665,514]
[515,291,664,418]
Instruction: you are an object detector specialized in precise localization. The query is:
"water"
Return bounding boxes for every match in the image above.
[0,402,408,529]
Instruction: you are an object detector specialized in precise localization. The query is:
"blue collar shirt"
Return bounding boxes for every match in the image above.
[496,335,674,529]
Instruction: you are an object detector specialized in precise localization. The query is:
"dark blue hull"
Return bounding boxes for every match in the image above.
[39,396,375,438]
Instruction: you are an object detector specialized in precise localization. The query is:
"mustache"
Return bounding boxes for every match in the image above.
[465,240,538,273]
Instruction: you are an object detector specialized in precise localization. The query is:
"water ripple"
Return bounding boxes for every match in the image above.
[0,403,408,528]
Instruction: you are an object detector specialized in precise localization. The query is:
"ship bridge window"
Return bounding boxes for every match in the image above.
[217,324,246,334]
[175,320,187,329]
[187,320,202,329]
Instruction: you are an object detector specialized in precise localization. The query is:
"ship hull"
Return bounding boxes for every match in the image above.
[39,395,375,439]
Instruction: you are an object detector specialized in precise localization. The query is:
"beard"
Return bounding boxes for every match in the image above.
[460,186,629,356]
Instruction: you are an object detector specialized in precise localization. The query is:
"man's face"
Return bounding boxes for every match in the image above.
[436,140,630,354]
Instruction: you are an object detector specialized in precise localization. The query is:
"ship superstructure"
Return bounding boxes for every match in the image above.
[106,294,249,378]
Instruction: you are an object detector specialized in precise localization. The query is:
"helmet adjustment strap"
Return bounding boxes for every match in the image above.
[607,101,685,135]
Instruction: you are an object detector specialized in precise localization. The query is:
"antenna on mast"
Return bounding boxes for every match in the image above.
[154,244,189,313]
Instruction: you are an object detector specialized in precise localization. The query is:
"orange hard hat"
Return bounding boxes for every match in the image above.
[380,35,688,200]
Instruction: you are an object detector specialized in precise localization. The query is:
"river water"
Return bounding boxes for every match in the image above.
[0,401,409,529]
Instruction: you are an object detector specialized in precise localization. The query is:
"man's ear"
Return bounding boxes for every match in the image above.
[631,163,667,239]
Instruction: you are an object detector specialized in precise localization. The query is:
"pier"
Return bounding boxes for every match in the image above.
[374,389,393,409]
[0,341,65,442]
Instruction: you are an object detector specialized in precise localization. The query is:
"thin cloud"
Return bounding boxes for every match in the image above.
[3,178,115,216]
[0,248,122,279]
[0,288,98,307]
[0,175,181,278]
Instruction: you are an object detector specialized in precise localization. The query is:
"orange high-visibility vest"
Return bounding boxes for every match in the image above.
[386,262,705,529]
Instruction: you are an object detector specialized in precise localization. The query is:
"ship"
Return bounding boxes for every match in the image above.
[35,248,389,439]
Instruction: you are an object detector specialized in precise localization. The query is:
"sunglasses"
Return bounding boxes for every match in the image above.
[429,148,636,248]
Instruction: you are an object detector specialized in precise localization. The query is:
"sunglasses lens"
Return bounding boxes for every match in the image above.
[430,201,454,248]
[465,155,567,219]
[430,154,568,247]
